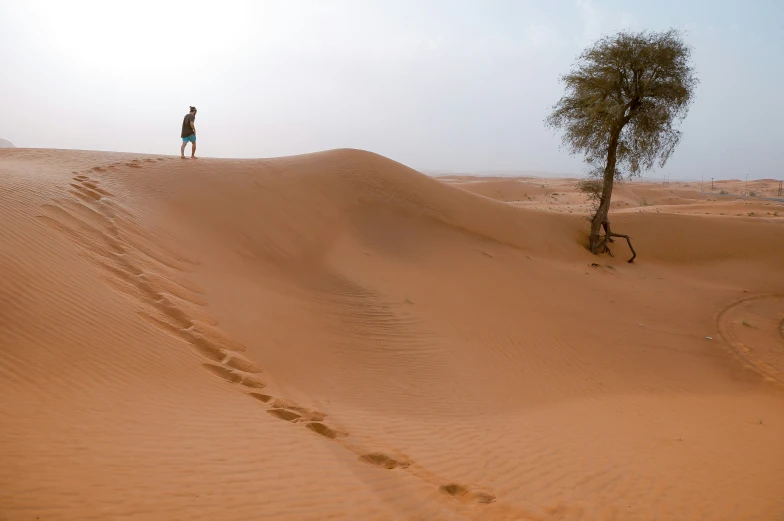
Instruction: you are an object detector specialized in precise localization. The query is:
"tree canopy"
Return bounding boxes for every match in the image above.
[547,29,698,178]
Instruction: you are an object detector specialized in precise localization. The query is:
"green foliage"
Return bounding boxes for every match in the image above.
[576,165,625,211]
[577,178,602,198]
[546,29,698,178]
[576,170,604,211]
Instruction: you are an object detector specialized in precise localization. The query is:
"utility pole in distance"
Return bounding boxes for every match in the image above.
[711,177,714,191]
[744,173,749,196]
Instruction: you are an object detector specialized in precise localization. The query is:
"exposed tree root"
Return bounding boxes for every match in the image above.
[590,220,637,263]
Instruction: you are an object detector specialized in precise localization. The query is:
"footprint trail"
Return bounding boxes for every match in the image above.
[39,163,507,515]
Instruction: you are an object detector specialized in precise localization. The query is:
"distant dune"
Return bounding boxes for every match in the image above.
[1,147,782,520]
[424,168,571,179]
[0,138,14,148]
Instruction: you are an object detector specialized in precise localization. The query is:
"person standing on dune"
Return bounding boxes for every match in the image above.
[180,106,197,159]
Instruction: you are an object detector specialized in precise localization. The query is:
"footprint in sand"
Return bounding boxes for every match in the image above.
[439,483,496,504]
[251,394,347,439]
[305,422,348,440]
[223,354,263,373]
[200,363,266,388]
[201,363,243,383]
[360,452,411,470]
[267,408,302,422]
[357,451,495,504]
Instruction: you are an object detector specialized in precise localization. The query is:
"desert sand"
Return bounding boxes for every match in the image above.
[1,148,783,520]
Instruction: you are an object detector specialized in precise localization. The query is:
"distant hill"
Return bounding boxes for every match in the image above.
[421,168,575,179]
[0,138,15,148]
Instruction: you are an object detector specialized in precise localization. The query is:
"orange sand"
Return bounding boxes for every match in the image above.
[1,148,783,520]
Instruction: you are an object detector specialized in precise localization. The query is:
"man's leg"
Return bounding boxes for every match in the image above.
[181,140,187,158]
[191,141,197,158]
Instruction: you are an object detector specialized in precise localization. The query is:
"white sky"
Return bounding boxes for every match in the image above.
[0,0,781,179]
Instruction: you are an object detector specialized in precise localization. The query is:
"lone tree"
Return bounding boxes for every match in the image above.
[546,29,697,261]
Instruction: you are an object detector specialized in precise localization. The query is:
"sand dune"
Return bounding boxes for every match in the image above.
[1,148,783,520]
[0,138,15,148]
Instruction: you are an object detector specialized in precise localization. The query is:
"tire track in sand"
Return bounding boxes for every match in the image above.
[717,293,784,387]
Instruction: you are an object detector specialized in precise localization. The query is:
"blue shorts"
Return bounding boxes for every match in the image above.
[182,134,196,143]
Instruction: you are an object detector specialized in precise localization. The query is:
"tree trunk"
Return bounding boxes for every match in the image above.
[588,124,638,262]
[589,126,621,254]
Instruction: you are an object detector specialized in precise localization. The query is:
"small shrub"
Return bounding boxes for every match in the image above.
[577,178,603,212]
[749,191,757,197]
[720,190,728,195]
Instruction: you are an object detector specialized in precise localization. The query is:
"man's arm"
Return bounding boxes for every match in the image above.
[190,117,196,134]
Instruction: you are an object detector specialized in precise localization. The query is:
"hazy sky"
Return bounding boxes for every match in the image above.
[1,1,781,179]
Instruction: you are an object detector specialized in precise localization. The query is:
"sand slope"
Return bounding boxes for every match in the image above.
[1,148,783,520]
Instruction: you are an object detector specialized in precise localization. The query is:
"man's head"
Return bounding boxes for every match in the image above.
[189,106,197,115]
